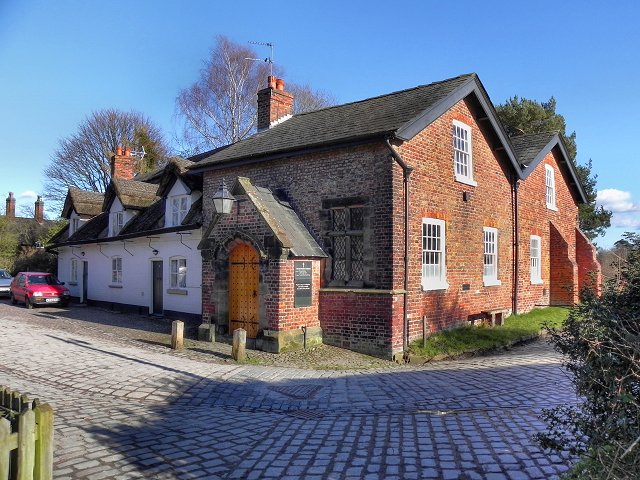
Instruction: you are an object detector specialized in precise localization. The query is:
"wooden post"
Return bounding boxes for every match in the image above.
[171,320,184,350]
[17,408,36,480]
[232,329,246,361]
[0,418,11,480]
[34,403,53,480]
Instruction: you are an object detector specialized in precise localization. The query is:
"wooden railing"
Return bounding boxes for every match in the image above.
[0,386,53,480]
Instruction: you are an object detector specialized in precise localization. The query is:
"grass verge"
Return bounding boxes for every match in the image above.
[409,307,569,360]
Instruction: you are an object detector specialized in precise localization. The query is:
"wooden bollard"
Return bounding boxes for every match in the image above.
[232,328,246,361]
[171,320,184,350]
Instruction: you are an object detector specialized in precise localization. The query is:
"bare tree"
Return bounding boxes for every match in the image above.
[43,109,169,209]
[176,36,334,153]
[288,83,336,115]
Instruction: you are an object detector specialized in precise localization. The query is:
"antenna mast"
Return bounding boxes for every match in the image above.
[247,41,274,76]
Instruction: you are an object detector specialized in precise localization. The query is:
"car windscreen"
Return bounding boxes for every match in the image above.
[0,270,11,279]
[28,275,62,285]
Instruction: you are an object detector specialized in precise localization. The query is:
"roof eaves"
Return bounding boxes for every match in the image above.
[188,134,387,174]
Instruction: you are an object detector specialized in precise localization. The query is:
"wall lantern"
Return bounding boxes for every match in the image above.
[212,178,235,215]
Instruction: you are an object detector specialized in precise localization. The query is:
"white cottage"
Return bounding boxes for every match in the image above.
[49,148,203,321]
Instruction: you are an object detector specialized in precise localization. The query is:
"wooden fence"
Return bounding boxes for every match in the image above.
[0,386,53,480]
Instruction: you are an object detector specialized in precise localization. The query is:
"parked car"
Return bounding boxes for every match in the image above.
[0,269,12,297]
[10,272,70,309]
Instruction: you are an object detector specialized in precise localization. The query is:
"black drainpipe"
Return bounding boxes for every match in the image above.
[385,138,413,354]
[512,176,520,314]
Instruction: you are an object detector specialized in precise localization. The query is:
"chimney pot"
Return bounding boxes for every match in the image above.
[267,75,276,89]
[275,78,285,91]
[116,146,123,155]
[124,146,131,156]
[257,76,293,131]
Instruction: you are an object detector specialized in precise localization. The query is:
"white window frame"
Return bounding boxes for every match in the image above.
[452,120,477,186]
[545,165,557,211]
[70,217,79,235]
[530,235,543,284]
[421,218,448,291]
[70,258,78,283]
[110,211,124,236]
[111,256,123,285]
[483,227,501,286]
[170,257,187,289]
[171,196,189,227]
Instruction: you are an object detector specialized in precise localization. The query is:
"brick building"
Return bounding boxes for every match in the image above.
[190,73,601,360]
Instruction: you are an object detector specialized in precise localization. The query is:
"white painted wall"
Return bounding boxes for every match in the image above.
[57,229,202,315]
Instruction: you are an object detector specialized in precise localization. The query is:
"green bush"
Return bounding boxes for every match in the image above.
[537,233,640,478]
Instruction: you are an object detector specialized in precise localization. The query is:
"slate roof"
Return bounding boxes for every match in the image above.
[120,199,166,235]
[66,212,109,243]
[236,177,326,258]
[62,188,104,218]
[510,132,557,168]
[192,74,476,168]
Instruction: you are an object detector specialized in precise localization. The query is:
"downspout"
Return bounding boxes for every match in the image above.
[512,176,520,315]
[385,138,414,354]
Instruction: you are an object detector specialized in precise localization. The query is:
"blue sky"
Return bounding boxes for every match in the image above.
[1,0,638,248]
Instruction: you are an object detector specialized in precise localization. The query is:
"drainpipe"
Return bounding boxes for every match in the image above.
[385,138,413,354]
[512,177,520,314]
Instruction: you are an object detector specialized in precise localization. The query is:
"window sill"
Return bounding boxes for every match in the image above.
[546,204,558,212]
[455,175,477,187]
[531,279,544,285]
[109,284,123,289]
[483,279,502,287]
[167,288,188,295]
[422,281,449,292]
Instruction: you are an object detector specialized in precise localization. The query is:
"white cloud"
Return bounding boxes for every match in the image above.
[596,188,640,213]
[610,213,640,230]
[18,190,38,200]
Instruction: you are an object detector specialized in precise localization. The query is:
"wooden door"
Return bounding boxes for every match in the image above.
[82,261,88,303]
[229,244,260,338]
[152,261,163,315]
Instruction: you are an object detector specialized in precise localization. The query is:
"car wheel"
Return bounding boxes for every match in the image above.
[25,296,33,309]
[10,293,17,305]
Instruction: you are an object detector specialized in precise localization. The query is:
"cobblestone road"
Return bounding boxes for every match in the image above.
[0,302,576,479]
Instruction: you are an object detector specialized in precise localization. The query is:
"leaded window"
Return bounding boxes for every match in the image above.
[112,256,122,284]
[170,257,187,288]
[330,206,364,284]
[171,196,189,227]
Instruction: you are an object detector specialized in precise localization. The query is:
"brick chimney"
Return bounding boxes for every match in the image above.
[34,195,44,224]
[257,76,293,131]
[5,192,15,218]
[110,146,136,180]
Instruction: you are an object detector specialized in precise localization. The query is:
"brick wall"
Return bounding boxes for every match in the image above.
[397,98,515,343]
[517,148,579,310]
[576,228,602,297]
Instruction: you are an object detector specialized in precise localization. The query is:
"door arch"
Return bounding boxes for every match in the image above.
[228,243,260,338]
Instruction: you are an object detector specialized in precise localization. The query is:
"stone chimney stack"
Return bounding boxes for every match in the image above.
[5,192,15,218]
[257,76,293,131]
[34,195,44,224]
[110,146,136,180]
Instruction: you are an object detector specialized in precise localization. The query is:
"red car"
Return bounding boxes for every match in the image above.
[10,272,70,309]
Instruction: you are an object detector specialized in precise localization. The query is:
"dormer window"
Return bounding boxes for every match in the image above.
[545,165,557,210]
[453,120,476,186]
[110,211,124,236]
[171,196,189,227]
[70,217,79,235]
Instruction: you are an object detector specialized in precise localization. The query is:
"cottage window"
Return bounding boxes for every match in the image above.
[170,257,187,288]
[530,236,543,284]
[70,217,79,235]
[171,196,189,227]
[453,120,476,186]
[112,256,123,284]
[422,218,448,290]
[70,258,78,283]
[110,211,124,236]
[545,165,557,210]
[483,227,501,286]
[330,206,364,284]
